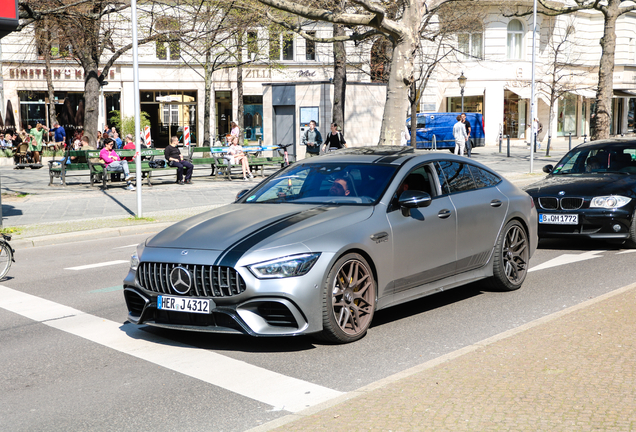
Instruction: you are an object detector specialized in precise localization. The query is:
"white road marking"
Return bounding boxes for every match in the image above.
[617,249,636,254]
[0,286,342,412]
[65,260,129,271]
[113,244,139,249]
[529,250,605,273]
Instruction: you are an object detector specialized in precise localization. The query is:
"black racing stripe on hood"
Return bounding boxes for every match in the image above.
[375,153,416,164]
[215,206,332,268]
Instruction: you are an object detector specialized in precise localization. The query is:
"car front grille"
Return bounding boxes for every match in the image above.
[538,197,558,209]
[137,262,247,298]
[560,197,584,210]
[538,197,584,210]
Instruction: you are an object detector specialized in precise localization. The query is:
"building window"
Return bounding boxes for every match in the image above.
[247,31,258,60]
[306,32,316,61]
[458,33,483,60]
[507,19,524,60]
[156,39,180,60]
[270,31,294,61]
[557,93,577,136]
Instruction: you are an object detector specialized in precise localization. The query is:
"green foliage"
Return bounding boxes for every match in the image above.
[0,227,22,235]
[109,110,151,137]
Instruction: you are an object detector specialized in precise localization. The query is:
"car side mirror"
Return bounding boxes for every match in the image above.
[236,189,250,201]
[398,190,432,217]
[543,164,554,174]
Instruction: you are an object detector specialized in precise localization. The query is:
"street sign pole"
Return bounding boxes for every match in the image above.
[131,0,142,217]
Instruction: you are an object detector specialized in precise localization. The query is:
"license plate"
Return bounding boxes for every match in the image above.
[157,296,212,314]
[539,214,579,225]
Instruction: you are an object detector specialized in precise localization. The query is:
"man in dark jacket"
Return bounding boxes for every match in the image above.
[302,120,323,157]
[164,136,193,184]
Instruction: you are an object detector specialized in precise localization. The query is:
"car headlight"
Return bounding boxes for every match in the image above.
[590,195,631,209]
[248,253,321,279]
[130,253,140,271]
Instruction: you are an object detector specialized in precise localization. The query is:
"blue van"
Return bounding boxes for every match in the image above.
[406,112,485,150]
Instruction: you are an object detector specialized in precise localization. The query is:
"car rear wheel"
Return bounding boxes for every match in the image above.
[625,210,636,248]
[319,253,376,343]
[487,220,529,291]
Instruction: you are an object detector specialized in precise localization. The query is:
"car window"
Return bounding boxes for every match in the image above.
[434,161,477,194]
[552,143,636,175]
[241,163,398,205]
[468,165,501,188]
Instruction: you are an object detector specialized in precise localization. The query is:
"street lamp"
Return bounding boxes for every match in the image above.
[457,71,467,112]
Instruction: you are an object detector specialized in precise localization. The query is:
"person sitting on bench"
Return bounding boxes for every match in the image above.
[99,138,135,191]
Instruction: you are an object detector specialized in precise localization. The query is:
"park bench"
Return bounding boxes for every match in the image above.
[188,145,289,181]
[48,150,94,186]
[88,149,178,188]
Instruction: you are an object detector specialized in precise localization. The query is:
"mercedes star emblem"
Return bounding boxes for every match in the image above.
[170,266,192,295]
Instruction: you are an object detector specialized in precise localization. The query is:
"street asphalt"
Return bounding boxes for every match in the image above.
[6,138,636,431]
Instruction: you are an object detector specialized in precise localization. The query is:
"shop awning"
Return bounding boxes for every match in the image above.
[614,89,636,98]
[505,86,550,104]
[443,87,485,98]
[570,89,597,99]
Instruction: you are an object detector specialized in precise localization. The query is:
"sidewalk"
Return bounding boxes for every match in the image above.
[256,282,636,432]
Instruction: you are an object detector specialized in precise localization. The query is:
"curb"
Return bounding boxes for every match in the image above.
[11,222,173,249]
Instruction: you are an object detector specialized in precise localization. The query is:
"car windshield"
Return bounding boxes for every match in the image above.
[551,143,636,175]
[240,162,398,205]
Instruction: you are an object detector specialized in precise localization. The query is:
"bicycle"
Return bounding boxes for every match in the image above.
[0,233,15,280]
[276,143,294,167]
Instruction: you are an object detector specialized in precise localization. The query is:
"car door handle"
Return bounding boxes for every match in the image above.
[370,232,389,243]
[490,199,503,207]
[438,209,452,219]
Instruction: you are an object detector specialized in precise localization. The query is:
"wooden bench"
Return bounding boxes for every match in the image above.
[48,150,94,186]
[188,145,289,181]
[88,149,178,188]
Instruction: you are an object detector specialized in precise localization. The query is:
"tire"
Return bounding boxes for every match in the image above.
[318,253,376,343]
[486,220,529,291]
[624,210,636,248]
[0,242,13,280]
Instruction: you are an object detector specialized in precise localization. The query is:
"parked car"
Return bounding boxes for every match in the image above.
[406,112,486,150]
[124,146,537,343]
[524,138,636,246]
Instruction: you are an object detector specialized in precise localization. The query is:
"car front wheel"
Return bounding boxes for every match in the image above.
[625,210,636,248]
[319,253,376,343]
[487,220,529,291]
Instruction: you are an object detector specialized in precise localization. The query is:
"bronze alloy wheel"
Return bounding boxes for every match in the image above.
[488,220,529,291]
[320,253,376,343]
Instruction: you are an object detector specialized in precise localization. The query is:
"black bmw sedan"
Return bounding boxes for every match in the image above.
[524,138,636,246]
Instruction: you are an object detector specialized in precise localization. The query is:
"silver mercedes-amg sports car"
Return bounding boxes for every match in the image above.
[124,146,537,343]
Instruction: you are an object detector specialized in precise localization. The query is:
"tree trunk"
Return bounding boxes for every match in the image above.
[237,63,244,142]
[332,23,346,133]
[82,65,101,146]
[410,80,417,148]
[378,35,417,146]
[43,26,57,127]
[591,7,618,141]
[203,49,213,144]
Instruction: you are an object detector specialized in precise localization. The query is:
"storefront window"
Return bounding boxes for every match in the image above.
[243,95,263,142]
[18,91,85,131]
[557,93,577,136]
[628,98,635,133]
[503,90,526,139]
[447,96,483,114]
[140,90,197,147]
